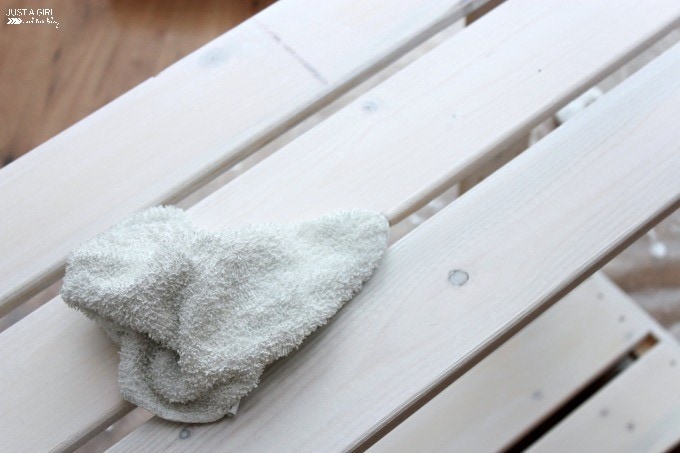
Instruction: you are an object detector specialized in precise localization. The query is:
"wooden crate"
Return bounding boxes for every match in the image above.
[1,0,679,451]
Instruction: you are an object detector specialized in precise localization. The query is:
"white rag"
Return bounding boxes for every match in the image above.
[61,206,389,422]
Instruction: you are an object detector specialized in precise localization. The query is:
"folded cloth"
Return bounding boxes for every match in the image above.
[61,206,389,423]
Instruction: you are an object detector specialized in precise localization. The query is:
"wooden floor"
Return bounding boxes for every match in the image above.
[0,0,274,167]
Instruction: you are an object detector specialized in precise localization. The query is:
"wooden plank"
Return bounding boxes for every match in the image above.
[369,274,657,452]
[0,0,488,316]
[186,0,680,228]
[528,342,680,453]
[0,302,130,452]
[110,37,680,452]
[2,0,679,451]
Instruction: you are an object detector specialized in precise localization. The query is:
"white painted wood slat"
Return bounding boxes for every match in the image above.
[528,342,680,453]
[1,302,131,452]
[110,37,680,452]
[369,274,659,452]
[0,0,487,316]
[186,0,680,229]
[2,0,680,451]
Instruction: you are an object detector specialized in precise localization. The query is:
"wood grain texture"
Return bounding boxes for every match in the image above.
[528,342,680,453]
[0,0,275,166]
[369,274,669,452]
[2,0,679,451]
[0,0,486,315]
[110,38,680,452]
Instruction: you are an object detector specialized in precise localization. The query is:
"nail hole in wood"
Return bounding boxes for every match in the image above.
[448,270,469,286]
[361,100,377,113]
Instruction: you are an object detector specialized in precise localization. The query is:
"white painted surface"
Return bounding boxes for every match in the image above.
[111,38,680,452]
[0,0,485,315]
[2,0,680,450]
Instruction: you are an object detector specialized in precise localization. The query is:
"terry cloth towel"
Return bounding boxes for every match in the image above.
[61,206,389,423]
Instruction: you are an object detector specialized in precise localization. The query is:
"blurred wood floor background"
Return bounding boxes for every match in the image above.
[0,0,275,168]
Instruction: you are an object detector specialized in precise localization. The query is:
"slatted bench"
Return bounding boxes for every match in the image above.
[1,0,680,451]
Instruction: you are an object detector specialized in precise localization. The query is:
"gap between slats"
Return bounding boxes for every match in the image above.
[527,341,680,452]
[369,274,679,452]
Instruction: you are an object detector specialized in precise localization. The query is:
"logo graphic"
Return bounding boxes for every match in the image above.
[6,8,59,28]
